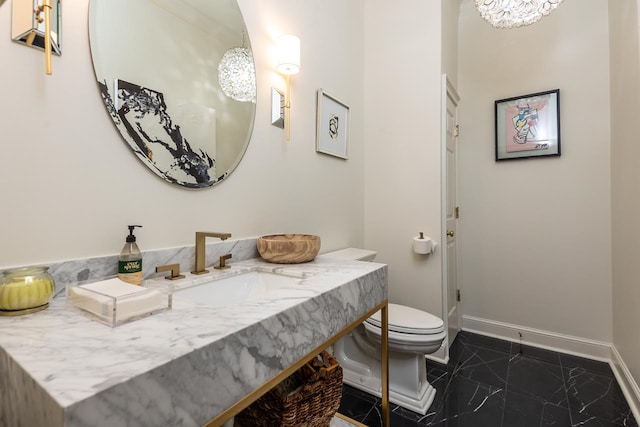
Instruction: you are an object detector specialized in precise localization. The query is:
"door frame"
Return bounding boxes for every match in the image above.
[440,74,460,360]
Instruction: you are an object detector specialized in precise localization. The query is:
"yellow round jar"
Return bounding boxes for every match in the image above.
[0,266,56,314]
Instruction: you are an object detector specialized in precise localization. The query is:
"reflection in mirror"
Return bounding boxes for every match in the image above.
[89,0,256,188]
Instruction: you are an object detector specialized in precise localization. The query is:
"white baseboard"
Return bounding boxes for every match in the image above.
[610,345,640,423]
[441,316,640,421]
[462,315,612,361]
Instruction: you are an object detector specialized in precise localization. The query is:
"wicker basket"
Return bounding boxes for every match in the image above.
[235,351,343,427]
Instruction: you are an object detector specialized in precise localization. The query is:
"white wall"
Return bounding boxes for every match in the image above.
[442,0,460,86]
[0,0,365,269]
[363,1,444,318]
[457,0,613,343]
[610,0,640,397]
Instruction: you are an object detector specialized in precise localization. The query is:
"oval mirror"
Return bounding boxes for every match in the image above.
[89,0,256,188]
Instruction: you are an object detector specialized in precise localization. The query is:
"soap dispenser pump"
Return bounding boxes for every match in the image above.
[118,225,143,285]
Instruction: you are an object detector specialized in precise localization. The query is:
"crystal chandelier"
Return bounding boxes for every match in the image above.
[217,46,256,103]
[475,0,565,29]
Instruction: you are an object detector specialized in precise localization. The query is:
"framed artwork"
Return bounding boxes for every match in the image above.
[495,89,560,161]
[316,89,349,159]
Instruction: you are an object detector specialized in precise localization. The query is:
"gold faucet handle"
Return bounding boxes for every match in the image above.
[214,254,233,270]
[155,263,185,281]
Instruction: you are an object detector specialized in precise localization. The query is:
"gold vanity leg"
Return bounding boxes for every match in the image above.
[381,300,389,427]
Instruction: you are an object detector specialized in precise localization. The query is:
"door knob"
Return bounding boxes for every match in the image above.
[446,230,455,237]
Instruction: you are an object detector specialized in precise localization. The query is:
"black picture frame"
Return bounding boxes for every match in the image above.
[495,89,561,161]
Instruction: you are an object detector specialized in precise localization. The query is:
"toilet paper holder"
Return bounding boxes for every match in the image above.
[413,232,437,255]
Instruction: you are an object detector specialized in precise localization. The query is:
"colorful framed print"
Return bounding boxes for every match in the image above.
[495,89,560,161]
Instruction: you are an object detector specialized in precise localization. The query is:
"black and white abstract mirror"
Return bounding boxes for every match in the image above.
[89,0,256,188]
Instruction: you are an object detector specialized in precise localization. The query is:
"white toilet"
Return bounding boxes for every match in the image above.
[323,248,446,415]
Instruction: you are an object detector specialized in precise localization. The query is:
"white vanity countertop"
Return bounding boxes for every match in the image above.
[0,257,387,427]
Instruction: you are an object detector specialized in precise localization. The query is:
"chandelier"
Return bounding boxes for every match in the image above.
[217,46,256,103]
[475,0,565,29]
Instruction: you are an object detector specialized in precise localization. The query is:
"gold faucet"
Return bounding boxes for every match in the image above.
[191,232,232,275]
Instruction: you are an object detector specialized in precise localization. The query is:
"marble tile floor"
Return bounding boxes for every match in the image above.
[338,331,638,427]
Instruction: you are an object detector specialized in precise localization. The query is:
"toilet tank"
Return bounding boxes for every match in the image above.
[321,248,377,262]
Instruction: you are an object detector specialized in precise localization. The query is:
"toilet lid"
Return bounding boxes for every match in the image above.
[365,303,445,335]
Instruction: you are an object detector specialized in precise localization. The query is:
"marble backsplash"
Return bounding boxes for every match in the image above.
[1,237,260,298]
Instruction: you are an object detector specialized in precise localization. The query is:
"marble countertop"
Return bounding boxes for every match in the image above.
[0,256,387,427]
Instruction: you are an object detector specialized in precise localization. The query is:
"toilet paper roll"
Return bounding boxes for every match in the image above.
[413,236,436,254]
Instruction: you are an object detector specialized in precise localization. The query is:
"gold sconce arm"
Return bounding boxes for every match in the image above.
[285,74,291,140]
[42,0,52,75]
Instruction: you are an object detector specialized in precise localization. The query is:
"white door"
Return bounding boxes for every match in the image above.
[444,79,460,346]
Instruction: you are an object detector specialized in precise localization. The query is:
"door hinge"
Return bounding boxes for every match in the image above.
[455,207,460,219]
[457,290,461,302]
[454,124,460,137]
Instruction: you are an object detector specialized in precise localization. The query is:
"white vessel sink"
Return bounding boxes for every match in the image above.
[175,270,315,308]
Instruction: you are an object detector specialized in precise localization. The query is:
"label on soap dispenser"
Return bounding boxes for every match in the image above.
[118,260,142,285]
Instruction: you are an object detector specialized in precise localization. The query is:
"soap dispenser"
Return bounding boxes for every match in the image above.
[118,225,143,285]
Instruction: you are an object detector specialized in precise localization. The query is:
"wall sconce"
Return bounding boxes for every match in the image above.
[274,35,300,140]
[12,0,61,75]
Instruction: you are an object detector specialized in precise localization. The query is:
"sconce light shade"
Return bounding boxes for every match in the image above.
[275,35,300,75]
